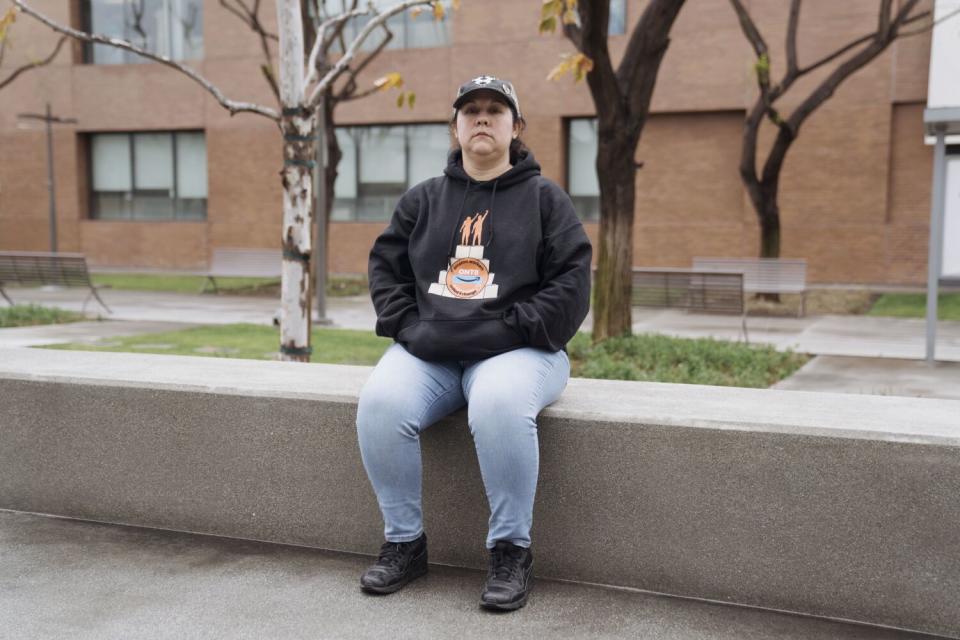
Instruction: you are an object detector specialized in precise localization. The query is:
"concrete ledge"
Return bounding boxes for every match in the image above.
[1,348,958,637]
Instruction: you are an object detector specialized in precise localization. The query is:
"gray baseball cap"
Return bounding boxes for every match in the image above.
[452,75,522,120]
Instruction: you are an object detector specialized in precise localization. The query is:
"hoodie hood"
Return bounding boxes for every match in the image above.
[441,149,541,256]
[443,148,541,187]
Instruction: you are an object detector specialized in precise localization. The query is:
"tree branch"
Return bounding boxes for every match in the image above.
[14,0,279,120]
[219,0,280,101]
[729,0,768,59]
[335,26,395,102]
[0,34,66,92]
[785,0,800,77]
[306,0,433,108]
[617,0,685,117]
[304,4,370,90]
[795,1,927,76]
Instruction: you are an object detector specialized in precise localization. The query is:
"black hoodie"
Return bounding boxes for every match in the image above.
[368,148,592,362]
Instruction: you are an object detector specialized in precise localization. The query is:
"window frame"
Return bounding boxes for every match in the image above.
[80,0,204,65]
[332,122,451,223]
[86,129,208,222]
[565,117,601,223]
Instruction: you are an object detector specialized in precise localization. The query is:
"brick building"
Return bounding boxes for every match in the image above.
[0,0,946,284]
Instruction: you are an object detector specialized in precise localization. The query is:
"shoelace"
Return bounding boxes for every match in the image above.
[490,547,525,582]
[376,541,411,570]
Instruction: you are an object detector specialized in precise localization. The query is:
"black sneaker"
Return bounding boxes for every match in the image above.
[360,533,428,594]
[479,540,533,611]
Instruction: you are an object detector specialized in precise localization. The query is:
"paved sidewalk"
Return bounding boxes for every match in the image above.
[5,287,960,361]
[0,509,934,640]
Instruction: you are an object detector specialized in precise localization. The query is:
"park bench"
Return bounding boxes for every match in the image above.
[632,267,748,341]
[693,257,808,316]
[202,247,282,293]
[0,251,111,313]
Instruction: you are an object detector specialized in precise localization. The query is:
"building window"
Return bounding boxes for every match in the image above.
[567,118,600,222]
[90,131,207,221]
[322,0,452,51]
[563,0,626,36]
[82,0,204,64]
[609,0,627,35]
[333,124,449,221]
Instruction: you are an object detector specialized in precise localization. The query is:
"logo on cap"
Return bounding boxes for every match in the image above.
[472,75,496,86]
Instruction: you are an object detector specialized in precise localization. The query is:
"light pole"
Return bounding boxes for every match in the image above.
[16,102,77,253]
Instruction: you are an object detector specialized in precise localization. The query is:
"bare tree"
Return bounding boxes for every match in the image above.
[12,0,449,362]
[218,0,422,322]
[729,0,950,285]
[0,6,67,91]
[541,0,687,342]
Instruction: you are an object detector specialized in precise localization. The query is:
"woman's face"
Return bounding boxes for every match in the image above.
[454,91,520,163]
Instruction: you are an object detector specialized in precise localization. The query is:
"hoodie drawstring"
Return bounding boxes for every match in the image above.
[447,177,500,260]
[447,178,473,262]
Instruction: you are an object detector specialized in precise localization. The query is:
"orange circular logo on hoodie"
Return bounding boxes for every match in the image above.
[446,258,489,298]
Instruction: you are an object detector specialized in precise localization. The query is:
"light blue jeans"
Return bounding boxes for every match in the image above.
[356,342,570,549]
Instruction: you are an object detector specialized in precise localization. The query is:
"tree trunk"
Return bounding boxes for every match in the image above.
[278,112,316,361]
[592,128,639,342]
[276,0,314,362]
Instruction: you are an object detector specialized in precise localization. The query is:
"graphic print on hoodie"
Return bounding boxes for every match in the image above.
[368,148,592,362]
[428,208,499,300]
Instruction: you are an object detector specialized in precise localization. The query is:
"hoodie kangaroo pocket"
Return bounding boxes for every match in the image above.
[399,318,525,362]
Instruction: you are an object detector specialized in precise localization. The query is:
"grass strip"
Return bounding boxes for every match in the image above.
[867,293,960,321]
[38,323,392,364]
[567,332,809,388]
[0,304,87,328]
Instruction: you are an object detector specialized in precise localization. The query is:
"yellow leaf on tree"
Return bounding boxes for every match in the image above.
[0,7,18,42]
[562,7,577,25]
[539,15,557,34]
[374,72,404,91]
[433,2,445,20]
[407,92,417,109]
[411,7,423,18]
[397,93,405,108]
[540,0,562,20]
[546,52,593,83]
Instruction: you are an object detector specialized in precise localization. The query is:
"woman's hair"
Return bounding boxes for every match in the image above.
[449,102,531,164]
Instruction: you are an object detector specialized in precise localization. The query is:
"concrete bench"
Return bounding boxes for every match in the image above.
[0,348,957,637]
[693,257,808,316]
[202,248,282,293]
[0,251,112,313]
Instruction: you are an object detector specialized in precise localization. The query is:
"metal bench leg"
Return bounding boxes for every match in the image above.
[740,310,750,345]
[200,276,218,294]
[0,286,13,306]
[798,291,807,318]
[84,286,112,314]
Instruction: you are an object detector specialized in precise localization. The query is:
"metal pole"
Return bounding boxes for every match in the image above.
[45,102,58,253]
[313,98,330,325]
[925,130,948,363]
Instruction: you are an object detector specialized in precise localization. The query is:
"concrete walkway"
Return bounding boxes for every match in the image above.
[4,287,960,400]
[0,509,938,640]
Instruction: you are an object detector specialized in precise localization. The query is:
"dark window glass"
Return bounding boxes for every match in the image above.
[322,0,451,52]
[567,118,600,222]
[332,124,448,222]
[85,0,203,64]
[90,130,207,221]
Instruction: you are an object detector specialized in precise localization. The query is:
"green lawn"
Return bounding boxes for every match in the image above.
[867,293,960,321]
[0,304,86,328]
[39,324,393,364]
[38,324,808,387]
[567,332,809,388]
[89,273,369,297]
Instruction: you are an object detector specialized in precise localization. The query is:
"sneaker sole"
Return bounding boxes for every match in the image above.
[479,573,533,611]
[360,551,428,595]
